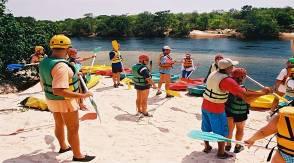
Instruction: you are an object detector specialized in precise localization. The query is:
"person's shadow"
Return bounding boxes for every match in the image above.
[3,150,61,163]
[182,151,235,163]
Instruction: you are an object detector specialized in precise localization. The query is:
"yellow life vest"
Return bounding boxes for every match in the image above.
[111,51,121,64]
[183,58,193,68]
[277,106,294,156]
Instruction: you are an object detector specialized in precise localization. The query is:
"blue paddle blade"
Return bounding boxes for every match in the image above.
[92,47,102,53]
[6,64,24,72]
[188,130,231,142]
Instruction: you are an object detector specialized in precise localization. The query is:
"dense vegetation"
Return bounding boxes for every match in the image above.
[0,0,294,73]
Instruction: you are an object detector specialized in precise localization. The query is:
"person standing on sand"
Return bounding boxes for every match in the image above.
[201,58,272,159]
[156,45,176,98]
[39,34,95,162]
[181,53,195,78]
[224,68,270,153]
[109,40,124,88]
[132,54,157,117]
[204,54,223,83]
[245,106,294,163]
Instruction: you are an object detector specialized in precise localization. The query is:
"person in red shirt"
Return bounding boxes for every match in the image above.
[201,58,272,159]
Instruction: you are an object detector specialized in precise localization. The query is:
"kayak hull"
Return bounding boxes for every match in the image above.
[188,84,206,96]
[81,65,111,74]
[87,75,101,89]
[169,78,204,91]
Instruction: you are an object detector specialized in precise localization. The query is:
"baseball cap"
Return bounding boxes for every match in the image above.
[218,58,239,70]
[162,45,171,50]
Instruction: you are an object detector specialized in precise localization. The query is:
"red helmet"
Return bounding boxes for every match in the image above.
[139,54,150,62]
[68,48,77,56]
[231,68,247,79]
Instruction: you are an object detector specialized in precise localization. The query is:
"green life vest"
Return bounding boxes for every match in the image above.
[39,57,80,100]
[132,63,149,86]
[225,86,249,115]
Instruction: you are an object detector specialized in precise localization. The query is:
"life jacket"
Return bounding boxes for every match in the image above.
[210,63,218,72]
[286,78,294,97]
[111,51,122,64]
[203,71,229,103]
[159,54,173,69]
[276,106,294,156]
[39,57,80,100]
[132,63,150,86]
[225,86,249,114]
[183,58,193,68]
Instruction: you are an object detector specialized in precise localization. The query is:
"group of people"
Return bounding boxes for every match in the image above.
[35,34,294,162]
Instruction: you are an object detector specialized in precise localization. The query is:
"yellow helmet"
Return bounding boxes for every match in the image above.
[112,40,119,51]
[35,46,44,52]
[49,34,71,49]
[290,68,294,74]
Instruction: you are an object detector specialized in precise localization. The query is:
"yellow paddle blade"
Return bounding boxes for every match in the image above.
[127,82,132,90]
[121,77,132,84]
[166,90,181,97]
[273,93,289,103]
[112,40,119,51]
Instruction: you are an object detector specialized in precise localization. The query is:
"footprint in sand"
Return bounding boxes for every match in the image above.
[44,135,55,151]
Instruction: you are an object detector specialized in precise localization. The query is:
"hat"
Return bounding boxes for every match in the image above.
[218,58,239,70]
[162,46,171,50]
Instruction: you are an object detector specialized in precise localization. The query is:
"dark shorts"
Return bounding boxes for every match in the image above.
[134,84,150,90]
[112,62,122,73]
[225,110,248,122]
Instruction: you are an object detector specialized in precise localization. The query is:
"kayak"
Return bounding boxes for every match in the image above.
[249,95,277,109]
[81,65,111,74]
[97,68,132,77]
[169,78,204,91]
[20,96,48,111]
[188,84,206,96]
[87,75,101,89]
[123,73,180,83]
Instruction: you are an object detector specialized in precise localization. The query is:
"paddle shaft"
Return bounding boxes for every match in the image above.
[88,54,97,74]
[246,75,289,102]
[25,63,39,66]
[78,75,101,123]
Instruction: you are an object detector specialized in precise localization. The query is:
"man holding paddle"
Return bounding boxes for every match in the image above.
[201,58,272,159]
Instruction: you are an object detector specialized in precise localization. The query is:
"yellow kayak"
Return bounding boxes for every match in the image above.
[87,75,101,89]
[81,65,111,74]
[250,95,277,109]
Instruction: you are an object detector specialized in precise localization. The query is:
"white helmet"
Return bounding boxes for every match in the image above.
[162,45,171,51]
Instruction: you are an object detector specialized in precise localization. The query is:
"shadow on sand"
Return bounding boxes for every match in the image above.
[182,151,235,163]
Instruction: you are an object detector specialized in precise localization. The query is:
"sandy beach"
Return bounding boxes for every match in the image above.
[0,75,276,163]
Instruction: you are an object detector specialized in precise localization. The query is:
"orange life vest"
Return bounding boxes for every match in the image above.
[159,54,173,68]
[183,58,192,68]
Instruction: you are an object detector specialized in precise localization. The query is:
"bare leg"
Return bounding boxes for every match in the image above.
[61,111,83,158]
[226,117,235,147]
[165,74,171,91]
[53,112,69,150]
[136,90,141,113]
[157,74,164,91]
[271,151,285,163]
[235,121,245,141]
[141,89,150,114]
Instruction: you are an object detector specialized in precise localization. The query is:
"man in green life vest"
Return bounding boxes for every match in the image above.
[39,34,95,162]
[224,68,268,154]
[132,54,157,117]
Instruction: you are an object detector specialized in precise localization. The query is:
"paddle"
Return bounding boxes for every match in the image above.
[6,63,39,72]
[246,75,289,103]
[78,75,101,123]
[186,63,200,79]
[188,130,268,149]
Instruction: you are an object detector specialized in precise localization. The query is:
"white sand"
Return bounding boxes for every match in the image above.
[0,77,275,163]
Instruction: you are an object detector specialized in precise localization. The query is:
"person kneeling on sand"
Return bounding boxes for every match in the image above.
[39,34,95,162]
[245,106,294,163]
[201,58,272,159]
[132,54,157,117]
[225,68,269,153]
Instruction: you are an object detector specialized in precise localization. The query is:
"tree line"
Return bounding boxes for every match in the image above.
[0,0,294,73]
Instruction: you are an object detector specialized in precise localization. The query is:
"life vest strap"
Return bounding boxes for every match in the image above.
[205,88,228,96]
[285,117,294,138]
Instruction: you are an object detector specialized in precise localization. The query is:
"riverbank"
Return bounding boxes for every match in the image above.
[0,76,274,163]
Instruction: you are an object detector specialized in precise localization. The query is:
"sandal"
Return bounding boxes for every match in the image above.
[234,144,244,153]
[225,145,232,151]
[217,152,233,159]
[166,94,174,98]
[58,146,71,153]
[202,145,212,153]
[142,112,153,117]
[156,91,162,96]
[118,83,124,86]
[79,104,89,111]
[72,155,96,162]
[113,84,118,88]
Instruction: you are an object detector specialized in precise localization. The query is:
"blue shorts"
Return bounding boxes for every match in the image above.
[280,151,294,163]
[112,62,122,73]
[201,109,228,137]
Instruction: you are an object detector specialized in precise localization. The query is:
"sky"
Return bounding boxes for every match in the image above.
[6,0,294,21]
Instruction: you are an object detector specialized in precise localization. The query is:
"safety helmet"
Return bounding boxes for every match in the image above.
[162,45,171,52]
[112,40,119,51]
[215,54,224,61]
[139,54,150,62]
[68,48,77,56]
[49,34,71,49]
[231,67,247,79]
[35,46,44,52]
[290,68,294,74]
